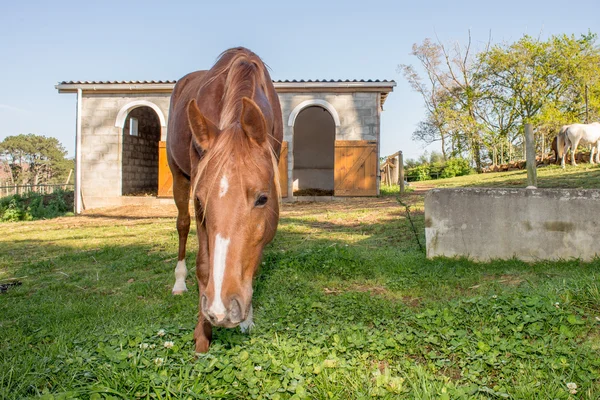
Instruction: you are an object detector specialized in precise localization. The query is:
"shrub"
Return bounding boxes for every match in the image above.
[440,158,474,178]
[1,197,29,222]
[429,161,445,178]
[0,190,73,222]
[407,164,431,181]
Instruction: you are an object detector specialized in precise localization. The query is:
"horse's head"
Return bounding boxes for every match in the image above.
[187,97,279,328]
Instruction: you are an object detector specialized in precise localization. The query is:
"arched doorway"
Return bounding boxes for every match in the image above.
[293,106,335,195]
[121,106,161,195]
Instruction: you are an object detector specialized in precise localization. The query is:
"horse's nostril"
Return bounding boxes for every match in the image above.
[229,298,243,323]
[201,295,208,313]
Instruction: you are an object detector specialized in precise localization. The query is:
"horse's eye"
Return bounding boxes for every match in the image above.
[255,195,268,207]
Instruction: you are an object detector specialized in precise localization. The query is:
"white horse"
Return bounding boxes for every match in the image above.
[557,122,600,168]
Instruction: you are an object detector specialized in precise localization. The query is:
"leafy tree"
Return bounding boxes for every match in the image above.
[399,39,452,160]
[440,158,473,178]
[428,150,445,164]
[479,32,600,159]
[0,134,72,185]
[403,31,600,168]
[400,32,489,170]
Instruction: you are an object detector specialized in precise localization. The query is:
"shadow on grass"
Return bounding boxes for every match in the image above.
[2,204,600,399]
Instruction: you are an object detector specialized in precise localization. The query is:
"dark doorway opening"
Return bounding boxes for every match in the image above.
[293,106,335,196]
[121,106,160,195]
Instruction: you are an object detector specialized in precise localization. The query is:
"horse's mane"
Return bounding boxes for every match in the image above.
[200,48,271,129]
[192,48,281,218]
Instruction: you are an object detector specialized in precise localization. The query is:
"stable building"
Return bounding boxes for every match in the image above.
[56,78,395,212]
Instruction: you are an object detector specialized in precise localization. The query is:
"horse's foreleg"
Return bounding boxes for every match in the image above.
[561,143,568,169]
[172,173,191,295]
[571,138,581,166]
[194,315,212,353]
[194,213,213,352]
[593,142,600,164]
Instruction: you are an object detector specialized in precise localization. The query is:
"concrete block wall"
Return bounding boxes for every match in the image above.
[122,106,161,194]
[78,90,381,208]
[278,92,379,142]
[425,188,600,261]
[278,92,380,196]
[80,93,170,208]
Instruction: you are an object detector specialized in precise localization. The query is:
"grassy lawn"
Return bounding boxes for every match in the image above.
[1,170,599,399]
[410,163,600,190]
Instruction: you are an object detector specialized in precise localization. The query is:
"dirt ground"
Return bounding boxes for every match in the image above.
[78,194,424,222]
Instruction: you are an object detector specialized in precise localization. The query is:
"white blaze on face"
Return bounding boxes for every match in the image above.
[209,233,230,318]
[219,175,229,198]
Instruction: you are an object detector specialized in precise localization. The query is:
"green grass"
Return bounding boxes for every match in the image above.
[1,172,599,399]
[379,184,414,197]
[413,163,600,190]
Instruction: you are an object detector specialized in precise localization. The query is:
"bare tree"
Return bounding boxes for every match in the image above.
[400,31,490,170]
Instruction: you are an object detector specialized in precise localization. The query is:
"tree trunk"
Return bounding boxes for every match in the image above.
[472,137,482,171]
[541,132,545,161]
[440,132,447,160]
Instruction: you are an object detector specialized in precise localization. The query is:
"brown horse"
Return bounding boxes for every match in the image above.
[166,48,283,353]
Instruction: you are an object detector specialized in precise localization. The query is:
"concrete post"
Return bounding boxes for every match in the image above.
[391,156,399,185]
[75,88,83,213]
[398,151,405,194]
[525,124,537,187]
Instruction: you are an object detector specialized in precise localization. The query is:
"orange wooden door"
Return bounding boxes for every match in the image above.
[278,141,288,198]
[158,141,173,197]
[334,140,378,196]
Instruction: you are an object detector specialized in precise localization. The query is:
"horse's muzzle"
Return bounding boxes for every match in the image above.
[201,295,245,327]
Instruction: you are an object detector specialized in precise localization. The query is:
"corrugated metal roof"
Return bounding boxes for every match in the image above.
[59,80,177,85]
[59,79,395,85]
[274,79,394,83]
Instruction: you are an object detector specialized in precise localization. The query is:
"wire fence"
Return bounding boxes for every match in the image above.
[0,184,74,199]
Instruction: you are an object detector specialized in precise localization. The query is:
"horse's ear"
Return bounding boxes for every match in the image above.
[241,97,267,145]
[187,99,219,151]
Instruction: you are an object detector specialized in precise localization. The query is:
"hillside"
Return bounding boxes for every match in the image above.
[409,164,600,191]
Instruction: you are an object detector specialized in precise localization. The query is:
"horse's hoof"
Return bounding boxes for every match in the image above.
[172,282,188,295]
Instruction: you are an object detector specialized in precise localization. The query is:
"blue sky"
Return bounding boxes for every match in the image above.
[1,0,598,160]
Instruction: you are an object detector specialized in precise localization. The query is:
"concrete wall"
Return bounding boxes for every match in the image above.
[80,93,170,208]
[78,90,381,209]
[425,188,600,261]
[279,92,379,142]
[279,92,380,197]
[122,106,161,195]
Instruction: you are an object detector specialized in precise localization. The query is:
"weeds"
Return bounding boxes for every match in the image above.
[397,196,423,252]
[0,190,74,221]
[1,172,599,398]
